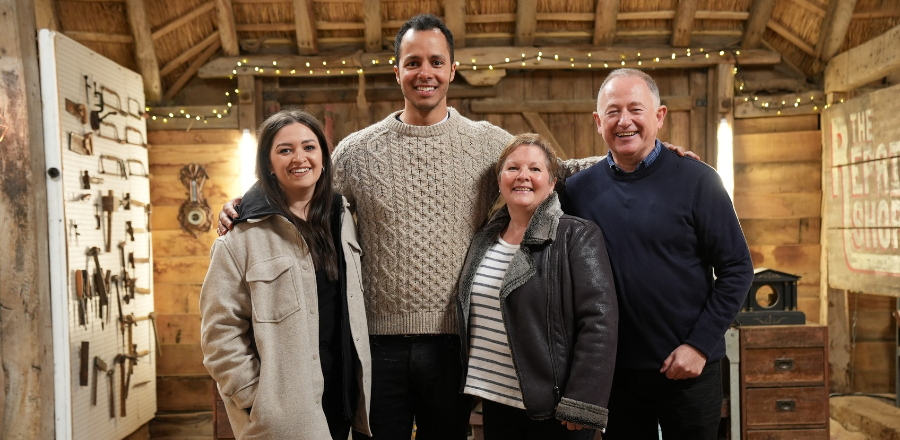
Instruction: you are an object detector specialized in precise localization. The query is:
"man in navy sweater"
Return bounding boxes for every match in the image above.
[562,69,753,440]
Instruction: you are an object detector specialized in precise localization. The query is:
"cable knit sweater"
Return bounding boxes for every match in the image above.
[333,108,598,335]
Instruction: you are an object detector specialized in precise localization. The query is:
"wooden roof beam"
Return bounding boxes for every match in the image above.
[444,0,466,48]
[163,39,222,102]
[34,0,61,31]
[200,47,781,78]
[742,0,776,49]
[215,0,240,56]
[671,0,700,47]
[767,20,816,56]
[292,0,318,55]
[515,0,537,46]
[825,24,900,93]
[593,0,619,46]
[160,31,220,76]
[125,0,162,102]
[816,0,859,62]
[362,0,381,52]
[151,1,215,41]
[64,31,133,44]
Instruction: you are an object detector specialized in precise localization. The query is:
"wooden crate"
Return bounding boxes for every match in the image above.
[740,325,830,440]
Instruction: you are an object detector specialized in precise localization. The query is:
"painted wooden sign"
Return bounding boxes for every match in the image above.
[823,83,900,296]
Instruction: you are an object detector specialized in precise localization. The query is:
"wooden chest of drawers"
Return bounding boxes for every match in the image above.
[740,325,829,440]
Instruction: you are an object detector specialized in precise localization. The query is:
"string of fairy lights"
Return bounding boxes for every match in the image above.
[145,45,837,122]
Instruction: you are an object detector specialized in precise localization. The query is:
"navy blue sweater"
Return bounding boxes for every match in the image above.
[562,146,753,370]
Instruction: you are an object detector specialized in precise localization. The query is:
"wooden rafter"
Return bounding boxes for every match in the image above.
[767,20,816,56]
[34,0,61,31]
[160,32,220,77]
[825,24,900,93]
[292,0,318,55]
[64,31,133,44]
[151,1,215,41]
[522,112,568,160]
[215,0,239,56]
[671,0,700,47]
[742,0,776,49]
[515,0,537,47]
[444,0,466,49]
[816,0,859,62]
[199,47,781,78]
[163,39,222,102]
[593,0,619,46]
[125,0,162,102]
[362,0,382,52]
[788,0,826,16]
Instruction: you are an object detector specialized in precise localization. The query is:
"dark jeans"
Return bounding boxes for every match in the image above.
[352,334,472,440]
[604,361,722,440]
[482,399,595,440]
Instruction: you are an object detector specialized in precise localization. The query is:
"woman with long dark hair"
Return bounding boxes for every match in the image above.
[201,109,371,439]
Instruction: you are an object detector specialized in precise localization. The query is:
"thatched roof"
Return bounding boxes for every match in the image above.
[51,0,899,102]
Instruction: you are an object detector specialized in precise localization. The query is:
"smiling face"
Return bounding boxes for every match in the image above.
[268,122,323,201]
[395,28,456,125]
[594,75,667,172]
[498,145,556,215]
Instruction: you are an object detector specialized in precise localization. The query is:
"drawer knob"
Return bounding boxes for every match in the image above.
[776,399,796,412]
[774,358,794,371]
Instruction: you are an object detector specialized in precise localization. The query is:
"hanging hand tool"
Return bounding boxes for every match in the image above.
[126,97,144,120]
[145,203,153,232]
[79,341,90,387]
[101,191,119,252]
[128,252,150,268]
[74,270,87,327]
[115,354,127,417]
[129,312,163,357]
[87,247,108,328]
[69,220,80,246]
[121,193,146,210]
[92,357,108,406]
[89,82,118,132]
[106,366,116,418]
[103,270,112,328]
[117,241,132,304]
[68,132,94,155]
[124,127,147,149]
[65,98,88,124]
[94,205,101,230]
[81,171,103,190]
[111,274,125,347]
[99,155,128,179]
[125,221,145,242]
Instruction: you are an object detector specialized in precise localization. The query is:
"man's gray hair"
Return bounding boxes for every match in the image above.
[597,68,661,108]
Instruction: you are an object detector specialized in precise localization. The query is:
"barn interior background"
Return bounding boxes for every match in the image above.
[1,0,898,438]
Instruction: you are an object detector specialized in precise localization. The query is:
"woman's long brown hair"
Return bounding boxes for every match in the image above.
[254,109,339,281]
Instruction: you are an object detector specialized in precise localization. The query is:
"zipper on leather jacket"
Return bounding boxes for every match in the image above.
[545,253,561,404]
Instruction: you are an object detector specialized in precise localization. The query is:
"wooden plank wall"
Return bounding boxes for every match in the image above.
[148,130,241,414]
[733,115,823,322]
[847,292,897,393]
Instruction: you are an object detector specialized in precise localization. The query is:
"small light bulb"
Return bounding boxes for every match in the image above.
[213,109,217,113]
[621,61,625,65]
[489,65,493,70]
[163,118,167,123]
[228,102,232,107]
[276,69,280,74]
[291,69,296,74]
[473,66,477,70]
[232,69,237,74]
[145,107,150,111]
[505,58,510,62]
[604,63,608,68]
[169,113,174,117]
[342,60,346,64]
[672,53,676,59]
[272,61,277,65]
[180,109,185,114]
[323,61,327,65]
[225,92,230,96]
[217,114,222,118]
[554,55,559,60]
[237,62,242,66]
[306,62,310,67]
[196,116,201,120]
[655,57,659,62]
[720,51,725,56]
[254,67,259,71]
[151,115,156,120]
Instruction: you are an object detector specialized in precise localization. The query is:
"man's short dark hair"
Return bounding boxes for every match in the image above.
[394,14,454,65]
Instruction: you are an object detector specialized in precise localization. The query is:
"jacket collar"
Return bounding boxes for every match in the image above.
[483,192,564,246]
[235,184,346,227]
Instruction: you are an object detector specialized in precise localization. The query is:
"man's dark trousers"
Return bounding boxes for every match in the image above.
[603,361,722,440]
[352,334,471,440]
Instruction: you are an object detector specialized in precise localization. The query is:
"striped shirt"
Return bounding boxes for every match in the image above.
[463,238,525,409]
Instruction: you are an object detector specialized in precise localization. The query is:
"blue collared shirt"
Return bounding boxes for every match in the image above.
[606,139,663,173]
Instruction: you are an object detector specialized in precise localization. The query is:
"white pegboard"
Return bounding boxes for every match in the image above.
[41,31,156,440]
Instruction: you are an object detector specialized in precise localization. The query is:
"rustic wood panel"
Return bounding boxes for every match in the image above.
[734,115,819,134]
[748,245,821,285]
[745,386,829,428]
[740,219,820,246]
[153,230,218,258]
[745,429,828,440]
[158,314,202,345]
[148,129,242,145]
[743,348,825,386]
[154,283,202,315]
[572,73,595,159]
[735,193,822,219]
[154,257,210,284]
[734,162,821,194]
[148,145,241,176]
[734,131,822,163]
[850,341,896,392]
[151,178,240,206]
[797,297,821,323]
[157,376,214,411]
[742,325,826,349]
[149,411,213,439]
[822,83,900,296]
[157,344,208,376]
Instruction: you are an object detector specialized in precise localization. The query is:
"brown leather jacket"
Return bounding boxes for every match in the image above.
[456,193,618,430]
